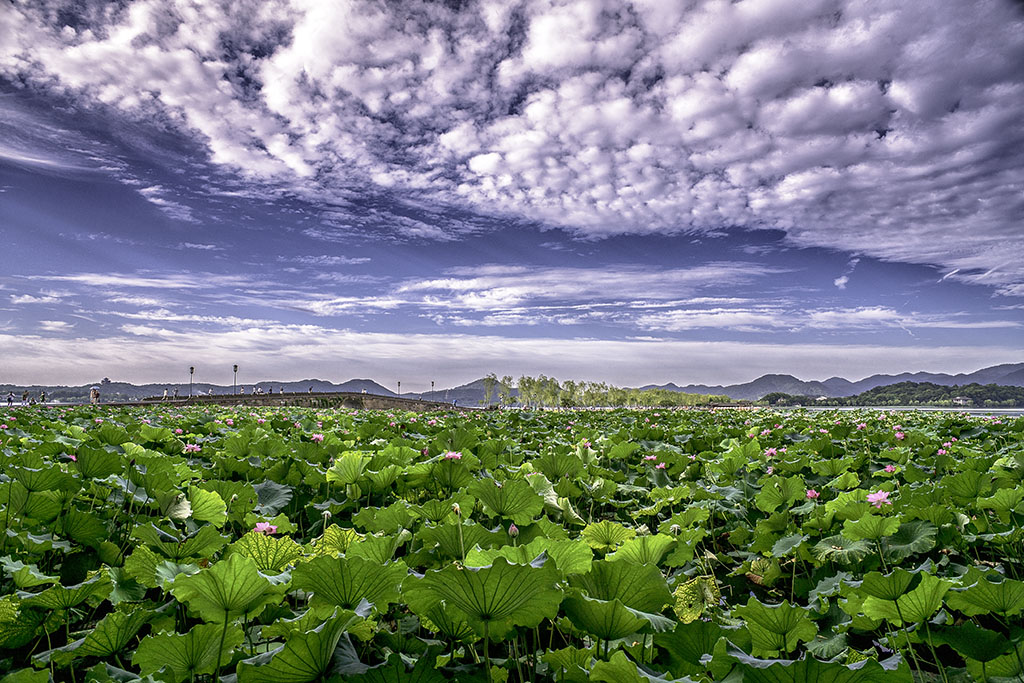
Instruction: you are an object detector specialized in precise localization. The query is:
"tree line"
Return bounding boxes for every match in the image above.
[481,373,731,408]
[762,381,1024,407]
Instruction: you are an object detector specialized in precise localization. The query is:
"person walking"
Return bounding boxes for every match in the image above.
[163,388,168,400]
[21,390,29,406]
[6,392,14,407]
[39,391,46,404]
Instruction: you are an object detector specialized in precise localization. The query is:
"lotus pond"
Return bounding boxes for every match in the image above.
[1,405,1023,682]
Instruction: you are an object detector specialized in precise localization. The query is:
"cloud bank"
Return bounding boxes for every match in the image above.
[3,0,1024,293]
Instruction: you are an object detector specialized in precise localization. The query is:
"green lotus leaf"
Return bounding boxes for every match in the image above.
[466,537,593,576]
[589,650,653,683]
[327,452,371,487]
[11,466,76,493]
[230,530,303,572]
[170,553,283,622]
[74,446,123,479]
[723,644,911,683]
[468,477,545,526]
[732,598,818,657]
[857,569,921,601]
[581,520,636,553]
[946,568,1024,617]
[22,571,111,610]
[606,533,676,565]
[755,476,807,514]
[352,501,416,534]
[77,608,152,657]
[532,450,584,480]
[253,479,294,516]
[842,514,900,542]
[567,561,665,614]
[291,555,405,611]
[861,572,949,625]
[966,642,1024,682]
[929,622,1011,663]
[541,646,592,683]
[133,622,245,682]
[654,620,724,677]
[236,612,357,683]
[1,556,58,588]
[0,595,42,650]
[0,668,51,683]
[346,532,410,565]
[881,520,936,563]
[123,544,163,588]
[341,650,447,683]
[977,487,1024,523]
[812,535,873,564]
[607,441,640,460]
[771,534,809,559]
[133,523,229,561]
[417,601,476,642]
[311,524,362,556]
[563,592,651,640]
[402,555,561,639]
[189,486,227,526]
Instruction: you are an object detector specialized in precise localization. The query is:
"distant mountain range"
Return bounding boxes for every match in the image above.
[641,362,1024,401]
[2,362,1022,404]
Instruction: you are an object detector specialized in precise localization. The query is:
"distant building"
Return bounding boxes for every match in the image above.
[952,396,973,406]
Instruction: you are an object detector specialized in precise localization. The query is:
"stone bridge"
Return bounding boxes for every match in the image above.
[129,392,468,412]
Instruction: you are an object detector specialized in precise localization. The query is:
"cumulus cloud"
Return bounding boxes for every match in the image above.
[38,320,73,331]
[2,0,1023,292]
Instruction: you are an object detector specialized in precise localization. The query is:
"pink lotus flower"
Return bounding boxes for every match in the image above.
[643,455,658,461]
[389,421,396,427]
[0,425,6,430]
[867,490,892,508]
[184,444,201,453]
[67,454,77,462]
[427,419,437,426]
[508,523,519,537]
[225,418,234,426]
[942,441,952,447]
[95,418,104,424]
[884,464,896,473]
[764,447,777,457]
[761,429,771,436]
[857,423,867,430]
[311,433,324,443]
[688,454,696,461]
[294,422,302,428]
[253,522,277,535]
[655,462,666,469]
[766,466,774,474]
[443,451,462,460]
[806,489,819,499]
[937,449,947,455]
[819,428,829,433]
[895,432,905,441]
[174,428,183,434]
[581,440,592,449]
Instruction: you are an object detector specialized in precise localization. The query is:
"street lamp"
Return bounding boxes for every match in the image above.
[233,364,238,395]
[431,380,435,395]
[189,366,195,398]
[397,381,401,397]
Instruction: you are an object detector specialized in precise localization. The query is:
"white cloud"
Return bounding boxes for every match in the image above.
[181,242,222,251]
[285,255,372,266]
[28,272,249,290]
[38,320,73,332]
[11,293,61,305]
[833,276,849,289]
[0,326,1019,388]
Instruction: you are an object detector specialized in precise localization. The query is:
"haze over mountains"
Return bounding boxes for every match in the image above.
[2,363,1021,404]
[642,363,1024,401]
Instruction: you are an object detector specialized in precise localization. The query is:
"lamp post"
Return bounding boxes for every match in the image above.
[431,380,435,396]
[233,365,238,395]
[189,366,195,398]
[397,381,401,397]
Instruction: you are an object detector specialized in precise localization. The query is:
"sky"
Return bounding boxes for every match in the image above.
[1,0,1022,390]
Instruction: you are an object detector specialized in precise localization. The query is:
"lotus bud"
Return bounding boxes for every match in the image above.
[669,524,681,536]
[452,503,462,517]
[508,523,519,538]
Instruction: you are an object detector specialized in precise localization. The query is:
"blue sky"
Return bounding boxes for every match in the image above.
[1,0,1022,389]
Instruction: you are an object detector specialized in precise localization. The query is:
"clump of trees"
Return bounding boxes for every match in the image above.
[762,382,1024,407]
[484,373,730,408]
